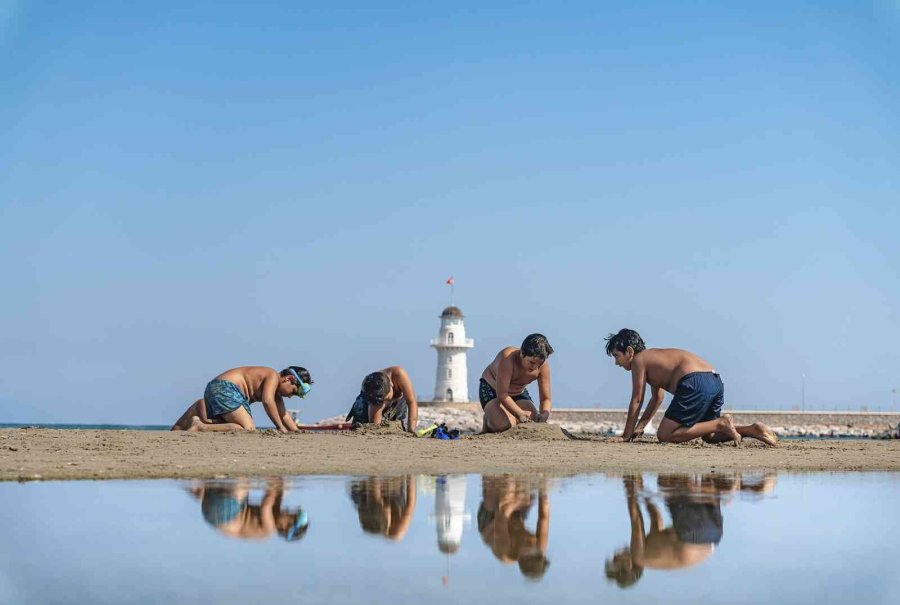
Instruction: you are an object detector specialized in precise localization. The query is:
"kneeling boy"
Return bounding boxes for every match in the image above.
[171,366,313,432]
[480,334,554,433]
[604,329,776,446]
[345,366,419,434]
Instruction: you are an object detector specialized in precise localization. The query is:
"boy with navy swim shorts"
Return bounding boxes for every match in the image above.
[171,365,313,432]
[479,334,554,434]
[604,329,776,446]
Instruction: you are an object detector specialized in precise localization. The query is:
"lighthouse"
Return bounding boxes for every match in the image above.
[430,306,474,402]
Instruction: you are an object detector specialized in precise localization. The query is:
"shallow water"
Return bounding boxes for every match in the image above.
[1,472,898,604]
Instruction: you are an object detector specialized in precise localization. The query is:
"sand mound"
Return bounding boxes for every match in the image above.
[347,421,414,437]
[479,422,574,441]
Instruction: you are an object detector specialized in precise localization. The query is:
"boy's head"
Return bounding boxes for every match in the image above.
[275,507,309,542]
[280,366,314,398]
[604,329,646,371]
[361,371,392,406]
[520,333,554,371]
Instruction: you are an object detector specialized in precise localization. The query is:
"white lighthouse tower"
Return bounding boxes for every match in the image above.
[430,306,474,402]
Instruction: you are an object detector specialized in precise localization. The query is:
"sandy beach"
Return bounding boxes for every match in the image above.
[2,424,899,482]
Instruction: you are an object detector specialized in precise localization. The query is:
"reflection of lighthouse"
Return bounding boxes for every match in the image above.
[435,475,469,553]
[430,306,474,402]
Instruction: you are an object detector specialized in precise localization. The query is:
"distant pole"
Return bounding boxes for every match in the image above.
[893,388,897,413]
[446,276,455,306]
[801,373,806,412]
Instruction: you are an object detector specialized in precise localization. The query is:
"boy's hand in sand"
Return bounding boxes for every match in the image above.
[533,410,550,423]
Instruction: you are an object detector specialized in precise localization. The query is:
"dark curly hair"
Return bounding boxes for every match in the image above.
[361,371,391,404]
[604,329,646,356]
[521,333,554,361]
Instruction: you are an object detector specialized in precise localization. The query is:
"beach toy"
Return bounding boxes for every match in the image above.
[416,423,439,438]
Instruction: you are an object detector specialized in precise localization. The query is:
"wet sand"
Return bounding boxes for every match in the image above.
[2,425,898,481]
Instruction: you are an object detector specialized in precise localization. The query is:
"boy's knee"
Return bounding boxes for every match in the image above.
[656,431,676,443]
[487,415,511,433]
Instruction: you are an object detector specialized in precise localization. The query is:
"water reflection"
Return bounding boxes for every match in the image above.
[348,475,417,540]
[477,475,551,580]
[185,477,308,541]
[605,473,777,588]
[435,474,468,554]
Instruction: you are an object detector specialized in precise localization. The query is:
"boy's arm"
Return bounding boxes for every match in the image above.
[634,385,664,435]
[276,394,300,432]
[260,374,288,432]
[368,402,385,424]
[622,358,647,441]
[393,367,418,433]
[535,362,552,422]
[496,356,531,423]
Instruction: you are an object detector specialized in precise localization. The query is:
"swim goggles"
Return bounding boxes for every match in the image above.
[285,508,309,541]
[287,369,312,398]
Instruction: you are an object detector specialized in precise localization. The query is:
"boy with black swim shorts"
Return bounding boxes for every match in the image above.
[171,365,313,432]
[604,329,776,446]
[345,366,419,434]
[480,334,554,433]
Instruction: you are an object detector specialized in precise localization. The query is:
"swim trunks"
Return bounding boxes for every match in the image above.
[478,378,533,410]
[345,392,408,426]
[663,371,724,427]
[667,496,723,545]
[204,379,252,419]
[201,485,248,527]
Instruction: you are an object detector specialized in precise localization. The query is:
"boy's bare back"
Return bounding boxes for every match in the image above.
[636,349,715,394]
[214,366,279,402]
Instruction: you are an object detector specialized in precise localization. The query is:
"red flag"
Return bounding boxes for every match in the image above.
[446,276,454,285]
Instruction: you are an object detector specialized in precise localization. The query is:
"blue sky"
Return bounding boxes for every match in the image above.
[1,1,898,425]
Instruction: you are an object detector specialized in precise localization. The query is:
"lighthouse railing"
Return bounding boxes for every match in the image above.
[429,337,474,347]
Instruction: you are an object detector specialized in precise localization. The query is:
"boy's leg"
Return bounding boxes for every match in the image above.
[171,399,205,430]
[189,407,255,432]
[483,399,539,433]
[482,399,515,433]
[657,414,741,445]
[701,422,777,446]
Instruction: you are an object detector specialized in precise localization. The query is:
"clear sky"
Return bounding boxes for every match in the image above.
[1,1,898,425]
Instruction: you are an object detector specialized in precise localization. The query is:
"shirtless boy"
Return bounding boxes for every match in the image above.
[480,333,553,433]
[171,365,313,432]
[604,329,776,446]
[345,366,419,434]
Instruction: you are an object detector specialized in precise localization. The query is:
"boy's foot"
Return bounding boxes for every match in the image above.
[720,414,742,446]
[746,422,778,447]
[188,416,206,432]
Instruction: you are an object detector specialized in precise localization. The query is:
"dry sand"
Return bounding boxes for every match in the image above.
[2,425,898,481]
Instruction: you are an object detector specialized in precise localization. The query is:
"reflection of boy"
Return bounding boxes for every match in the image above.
[345,366,419,434]
[171,365,313,432]
[476,475,551,580]
[348,475,417,541]
[480,334,554,434]
[195,478,308,542]
[604,474,718,589]
[604,329,776,446]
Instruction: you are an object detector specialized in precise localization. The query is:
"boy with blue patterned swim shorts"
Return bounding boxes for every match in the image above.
[171,365,313,432]
[604,329,776,447]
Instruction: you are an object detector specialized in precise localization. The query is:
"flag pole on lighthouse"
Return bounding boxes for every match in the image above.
[446,276,454,306]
